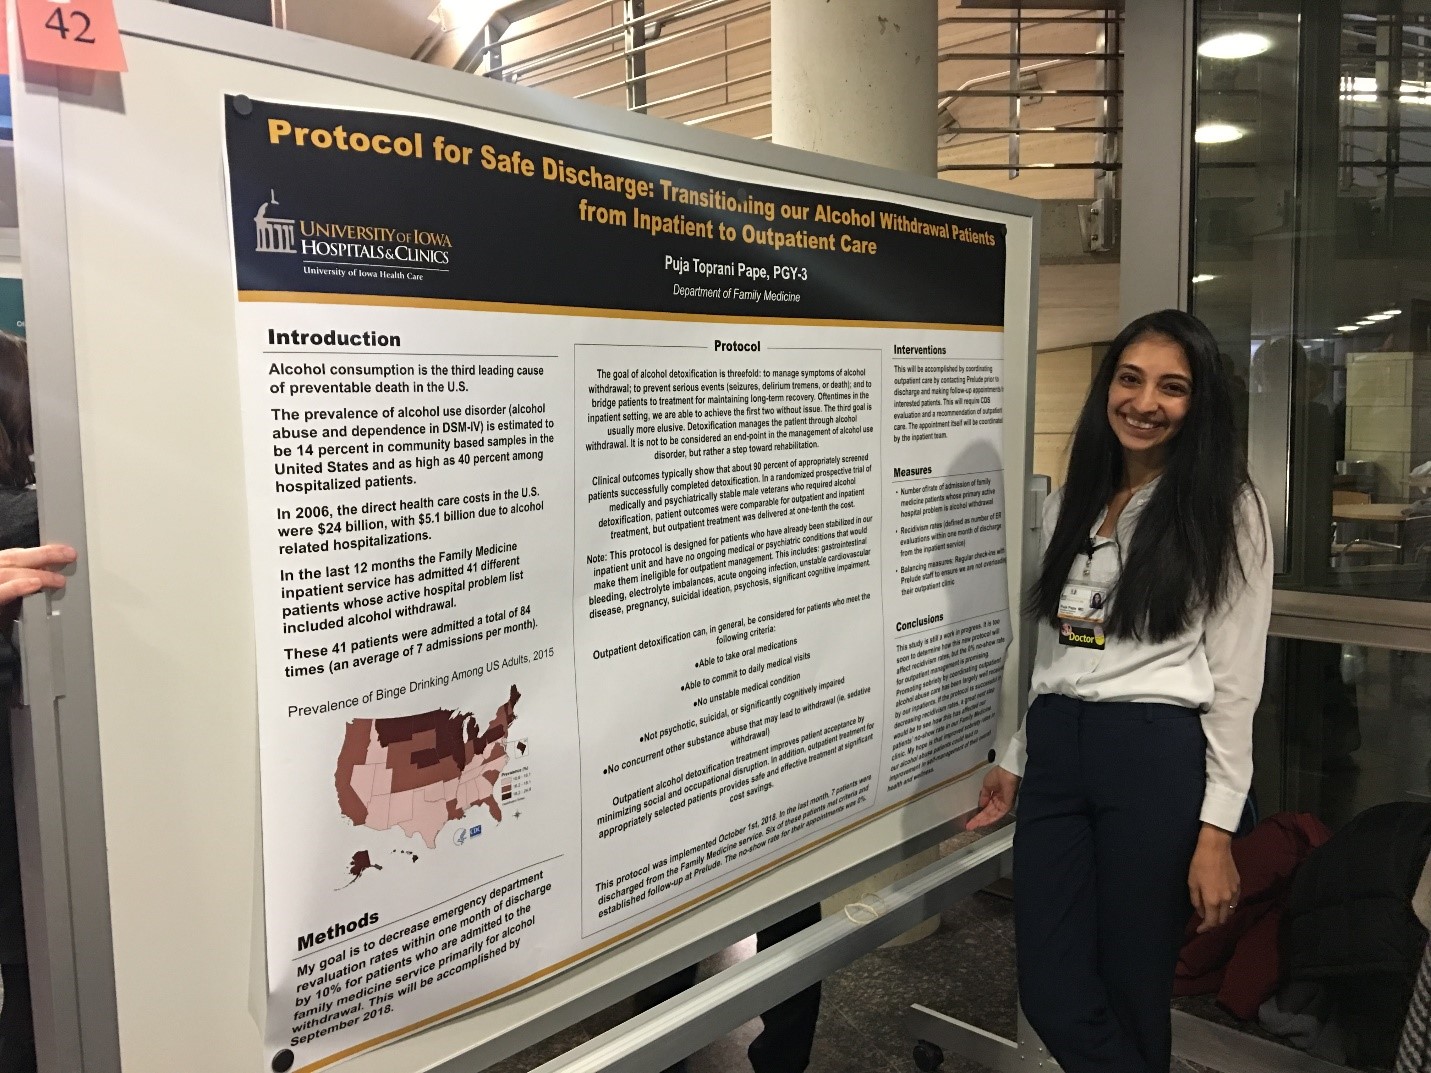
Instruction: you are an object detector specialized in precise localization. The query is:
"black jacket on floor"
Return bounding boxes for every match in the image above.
[1282,801,1431,1067]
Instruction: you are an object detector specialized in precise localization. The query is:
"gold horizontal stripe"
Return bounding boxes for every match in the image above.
[295,763,984,1072]
[239,290,1003,333]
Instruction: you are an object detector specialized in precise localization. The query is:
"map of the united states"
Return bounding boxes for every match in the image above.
[334,685,520,850]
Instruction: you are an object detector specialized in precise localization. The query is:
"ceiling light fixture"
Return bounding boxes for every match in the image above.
[1337,325,1361,332]
[1384,308,1403,315]
[1192,274,1217,284]
[1198,32,1273,60]
[1195,123,1244,144]
[1366,312,1395,321]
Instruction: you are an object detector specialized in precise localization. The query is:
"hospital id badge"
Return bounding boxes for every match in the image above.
[1058,619,1105,649]
[1058,582,1107,624]
[1057,581,1106,649]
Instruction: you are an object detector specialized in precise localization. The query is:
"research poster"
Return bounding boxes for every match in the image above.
[223,97,1012,1072]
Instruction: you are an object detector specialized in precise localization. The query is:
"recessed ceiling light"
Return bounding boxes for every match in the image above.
[1384,308,1403,315]
[1337,325,1361,332]
[1195,123,1244,144]
[1198,32,1273,60]
[1192,274,1217,284]
[1366,312,1395,321]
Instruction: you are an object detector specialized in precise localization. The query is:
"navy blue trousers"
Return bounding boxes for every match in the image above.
[1014,694,1206,1073]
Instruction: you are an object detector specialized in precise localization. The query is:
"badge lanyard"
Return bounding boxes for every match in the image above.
[1058,536,1112,649]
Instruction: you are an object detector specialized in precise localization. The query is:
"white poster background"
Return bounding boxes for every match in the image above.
[228,120,1012,1073]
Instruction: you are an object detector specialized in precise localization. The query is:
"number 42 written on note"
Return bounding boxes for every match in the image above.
[16,0,127,72]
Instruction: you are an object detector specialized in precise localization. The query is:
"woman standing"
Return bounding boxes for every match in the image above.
[967,310,1273,1073]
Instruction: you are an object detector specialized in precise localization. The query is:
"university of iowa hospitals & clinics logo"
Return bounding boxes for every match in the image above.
[254,192,297,253]
[253,192,455,276]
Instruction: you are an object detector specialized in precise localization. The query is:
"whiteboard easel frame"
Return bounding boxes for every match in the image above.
[11,3,1041,1070]
[11,18,121,1073]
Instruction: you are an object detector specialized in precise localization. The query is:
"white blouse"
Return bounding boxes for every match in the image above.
[997,480,1274,832]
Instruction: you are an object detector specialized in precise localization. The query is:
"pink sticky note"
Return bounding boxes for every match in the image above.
[17,0,126,72]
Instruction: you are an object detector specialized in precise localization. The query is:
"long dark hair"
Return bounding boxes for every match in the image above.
[1029,309,1257,642]
[0,334,32,489]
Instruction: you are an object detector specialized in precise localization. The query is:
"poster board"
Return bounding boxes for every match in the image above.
[12,4,1038,1072]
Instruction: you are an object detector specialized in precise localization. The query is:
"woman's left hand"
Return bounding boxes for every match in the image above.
[1188,825,1240,933]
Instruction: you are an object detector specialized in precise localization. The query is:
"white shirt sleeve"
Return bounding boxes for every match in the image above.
[995,488,1061,777]
[1197,490,1274,831]
[999,722,1028,777]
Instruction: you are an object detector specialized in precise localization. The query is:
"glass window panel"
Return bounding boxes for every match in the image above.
[1193,1,1431,601]
[1261,637,1431,829]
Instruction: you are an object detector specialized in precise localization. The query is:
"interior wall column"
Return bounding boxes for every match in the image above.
[1119,0,1196,320]
[772,0,940,943]
[770,0,938,177]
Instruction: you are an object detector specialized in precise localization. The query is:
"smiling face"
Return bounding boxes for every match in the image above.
[1105,334,1193,468]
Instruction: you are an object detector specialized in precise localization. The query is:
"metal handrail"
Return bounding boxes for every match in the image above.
[944,53,1096,96]
[488,0,624,54]
[492,0,767,81]
[949,125,1120,134]
[938,162,1124,172]
[940,14,1120,25]
[940,51,1121,61]
[491,0,748,69]
[612,66,770,111]
[682,97,773,126]
[570,38,769,101]
[517,6,768,87]
[472,0,1123,192]
[952,88,1122,97]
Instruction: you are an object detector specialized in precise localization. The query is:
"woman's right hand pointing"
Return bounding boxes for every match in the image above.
[966,766,1020,830]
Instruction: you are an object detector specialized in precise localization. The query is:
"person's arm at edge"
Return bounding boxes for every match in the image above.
[1189,489,1273,930]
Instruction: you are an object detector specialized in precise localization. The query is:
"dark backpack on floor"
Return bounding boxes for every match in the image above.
[1281,802,1431,1068]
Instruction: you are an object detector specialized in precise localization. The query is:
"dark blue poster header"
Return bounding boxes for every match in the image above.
[225,97,1007,328]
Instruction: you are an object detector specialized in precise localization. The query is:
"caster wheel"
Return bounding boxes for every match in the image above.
[912,1039,944,1071]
